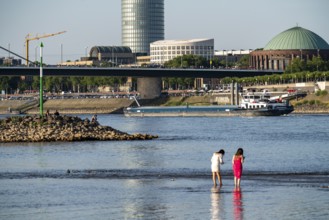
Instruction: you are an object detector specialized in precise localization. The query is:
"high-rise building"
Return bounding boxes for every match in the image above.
[121,0,164,55]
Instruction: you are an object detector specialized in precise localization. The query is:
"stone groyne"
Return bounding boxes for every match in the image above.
[292,106,329,114]
[0,115,158,143]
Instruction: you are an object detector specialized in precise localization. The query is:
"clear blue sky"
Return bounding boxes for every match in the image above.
[1,0,328,64]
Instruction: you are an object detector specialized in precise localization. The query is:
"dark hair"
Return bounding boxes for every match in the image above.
[235,148,244,156]
[218,149,225,155]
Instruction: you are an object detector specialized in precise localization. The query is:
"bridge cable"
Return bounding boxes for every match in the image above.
[0,46,36,66]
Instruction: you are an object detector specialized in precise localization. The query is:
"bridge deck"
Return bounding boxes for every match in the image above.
[0,67,283,78]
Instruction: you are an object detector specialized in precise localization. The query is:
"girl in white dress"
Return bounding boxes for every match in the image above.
[211,149,225,186]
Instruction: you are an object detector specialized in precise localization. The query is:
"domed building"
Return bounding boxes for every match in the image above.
[250,26,329,70]
[89,46,134,64]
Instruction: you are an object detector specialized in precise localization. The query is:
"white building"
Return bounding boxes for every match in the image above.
[214,49,253,68]
[150,38,214,64]
[214,49,252,56]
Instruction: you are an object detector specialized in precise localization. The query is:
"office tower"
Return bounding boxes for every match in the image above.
[121,0,164,55]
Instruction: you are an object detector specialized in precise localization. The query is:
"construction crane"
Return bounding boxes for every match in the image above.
[25,30,66,66]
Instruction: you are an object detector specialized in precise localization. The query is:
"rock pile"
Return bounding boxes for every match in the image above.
[0,115,158,142]
[293,105,329,114]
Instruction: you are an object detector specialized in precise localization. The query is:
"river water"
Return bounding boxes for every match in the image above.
[0,114,328,219]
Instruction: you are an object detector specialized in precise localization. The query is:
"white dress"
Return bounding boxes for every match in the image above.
[211,153,224,172]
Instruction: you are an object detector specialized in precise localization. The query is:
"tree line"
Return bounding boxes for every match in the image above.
[162,54,329,89]
[0,76,128,94]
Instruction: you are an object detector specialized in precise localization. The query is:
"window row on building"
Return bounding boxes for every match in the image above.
[150,39,214,64]
[152,45,214,51]
[151,50,213,55]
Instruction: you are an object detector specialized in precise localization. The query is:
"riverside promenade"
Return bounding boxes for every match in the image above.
[1,81,329,115]
[0,98,135,115]
[1,95,329,115]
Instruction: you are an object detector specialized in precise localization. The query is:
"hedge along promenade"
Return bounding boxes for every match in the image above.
[0,114,158,143]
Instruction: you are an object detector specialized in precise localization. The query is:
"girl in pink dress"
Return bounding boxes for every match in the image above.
[232,148,244,187]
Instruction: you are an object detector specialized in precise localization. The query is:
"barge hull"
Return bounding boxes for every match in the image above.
[124,107,294,117]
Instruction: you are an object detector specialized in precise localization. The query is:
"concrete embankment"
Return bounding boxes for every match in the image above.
[0,96,221,115]
[28,98,135,115]
[0,98,134,114]
[0,100,32,114]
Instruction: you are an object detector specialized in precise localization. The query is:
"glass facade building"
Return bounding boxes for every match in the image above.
[121,0,164,55]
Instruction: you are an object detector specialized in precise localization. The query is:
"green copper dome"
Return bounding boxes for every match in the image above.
[264,26,329,50]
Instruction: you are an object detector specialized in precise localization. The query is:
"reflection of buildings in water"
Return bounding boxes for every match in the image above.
[233,187,244,220]
[118,143,164,169]
[210,186,224,220]
[122,179,168,219]
[117,125,168,217]
[36,146,48,168]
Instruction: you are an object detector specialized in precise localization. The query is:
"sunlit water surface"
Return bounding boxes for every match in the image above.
[0,114,328,219]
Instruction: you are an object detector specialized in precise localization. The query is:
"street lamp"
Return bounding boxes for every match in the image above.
[8,43,10,58]
[35,46,38,66]
[61,44,63,64]
[269,50,272,70]
[224,50,227,68]
[317,49,320,71]
[85,46,88,57]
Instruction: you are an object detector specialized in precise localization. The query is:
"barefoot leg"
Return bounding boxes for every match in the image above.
[212,172,217,186]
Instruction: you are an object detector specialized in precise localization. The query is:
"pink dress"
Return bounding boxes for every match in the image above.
[233,155,243,178]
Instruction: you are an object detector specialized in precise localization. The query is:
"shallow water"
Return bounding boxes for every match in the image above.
[0,114,328,219]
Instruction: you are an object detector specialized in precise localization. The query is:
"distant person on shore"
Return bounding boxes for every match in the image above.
[91,114,98,123]
[45,109,50,117]
[211,149,225,187]
[232,148,245,187]
[54,110,60,116]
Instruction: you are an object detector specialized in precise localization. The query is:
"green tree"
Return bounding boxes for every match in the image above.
[210,57,223,68]
[306,56,325,72]
[31,76,40,90]
[17,81,29,92]
[285,58,306,73]
[70,77,83,93]
[236,55,250,69]
[164,55,208,68]
[0,77,10,93]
